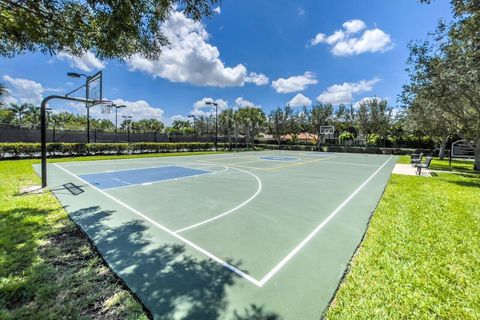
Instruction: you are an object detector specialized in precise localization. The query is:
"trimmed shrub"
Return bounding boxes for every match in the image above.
[0,142,217,158]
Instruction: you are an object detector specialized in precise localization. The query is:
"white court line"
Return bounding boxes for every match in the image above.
[101,166,228,191]
[111,178,132,185]
[174,167,262,233]
[54,163,263,287]
[257,156,393,286]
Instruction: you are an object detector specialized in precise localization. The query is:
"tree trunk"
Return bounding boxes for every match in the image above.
[438,133,448,160]
[475,136,480,171]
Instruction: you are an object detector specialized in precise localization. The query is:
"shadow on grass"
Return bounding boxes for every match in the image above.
[0,207,63,277]
[447,177,480,188]
[71,205,281,320]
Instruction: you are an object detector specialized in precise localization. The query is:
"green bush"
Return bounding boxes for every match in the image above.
[339,132,355,142]
[0,142,217,158]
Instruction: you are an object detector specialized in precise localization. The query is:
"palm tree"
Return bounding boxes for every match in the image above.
[9,103,29,127]
[219,109,235,149]
[0,83,7,107]
[25,104,41,129]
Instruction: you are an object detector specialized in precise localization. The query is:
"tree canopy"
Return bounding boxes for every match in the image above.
[0,0,219,60]
[403,0,480,169]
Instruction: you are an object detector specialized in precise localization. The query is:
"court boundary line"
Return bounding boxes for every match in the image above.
[52,155,393,288]
[174,167,262,233]
[54,163,263,287]
[257,156,393,286]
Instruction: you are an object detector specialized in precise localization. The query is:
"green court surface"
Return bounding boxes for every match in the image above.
[37,151,397,319]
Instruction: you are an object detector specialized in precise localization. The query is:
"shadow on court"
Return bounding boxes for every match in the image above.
[71,205,281,320]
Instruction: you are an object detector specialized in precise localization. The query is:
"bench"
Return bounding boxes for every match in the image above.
[410,153,423,166]
[413,156,433,175]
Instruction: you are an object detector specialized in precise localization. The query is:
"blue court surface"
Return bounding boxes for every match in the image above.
[79,165,210,190]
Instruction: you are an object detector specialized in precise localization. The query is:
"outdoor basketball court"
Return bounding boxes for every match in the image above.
[37,151,397,319]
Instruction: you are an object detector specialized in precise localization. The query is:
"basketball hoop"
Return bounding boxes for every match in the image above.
[320,125,335,135]
[101,104,112,114]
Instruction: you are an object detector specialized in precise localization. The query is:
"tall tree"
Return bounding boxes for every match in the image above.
[406,0,480,169]
[9,103,29,126]
[0,83,7,107]
[219,109,235,149]
[134,119,164,132]
[356,99,392,147]
[235,107,266,149]
[24,104,41,128]
[0,0,219,60]
[304,103,333,148]
[268,106,292,147]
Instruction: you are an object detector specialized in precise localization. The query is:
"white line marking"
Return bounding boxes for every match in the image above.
[174,167,262,233]
[54,163,262,287]
[112,178,131,185]
[257,156,393,286]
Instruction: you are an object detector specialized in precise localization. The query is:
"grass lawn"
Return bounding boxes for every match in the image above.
[1,152,479,319]
[397,155,478,174]
[326,159,480,319]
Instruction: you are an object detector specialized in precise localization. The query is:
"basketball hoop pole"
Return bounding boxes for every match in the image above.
[40,95,92,188]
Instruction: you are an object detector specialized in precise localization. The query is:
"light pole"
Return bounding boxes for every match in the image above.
[205,101,219,151]
[112,104,127,133]
[188,114,196,142]
[67,71,100,143]
[122,115,132,143]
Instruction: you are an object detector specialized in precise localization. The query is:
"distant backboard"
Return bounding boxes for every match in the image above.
[86,71,103,107]
[320,126,335,135]
[451,139,475,158]
[65,71,103,107]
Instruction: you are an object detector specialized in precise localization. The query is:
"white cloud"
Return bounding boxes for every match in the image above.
[56,51,106,72]
[317,78,380,105]
[271,72,318,93]
[171,114,189,122]
[309,19,392,56]
[287,93,312,107]
[127,11,266,87]
[245,72,269,86]
[352,96,383,109]
[234,97,260,108]
[297,8,305,16]
[64,98,165,123]
[2,75,44,105]
[343,19,367,34]
[110,99,165,121]
[213,6,221,14]
[191,97,228,116]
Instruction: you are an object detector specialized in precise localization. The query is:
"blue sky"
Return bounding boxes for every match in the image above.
[0,0,451,124]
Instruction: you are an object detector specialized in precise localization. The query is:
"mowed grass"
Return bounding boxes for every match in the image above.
[397,155,478,174]
[326,162,480,319]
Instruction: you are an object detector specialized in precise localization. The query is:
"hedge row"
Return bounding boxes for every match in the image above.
[0,142,434,158]
[324,145,434,155]
[0,142,219,158]
[257,143,433,155]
